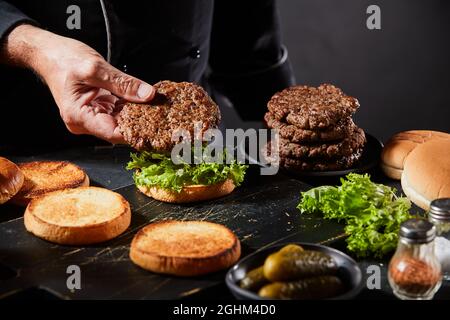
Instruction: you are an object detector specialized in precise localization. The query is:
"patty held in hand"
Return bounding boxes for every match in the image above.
[267,84,359,129]
[118,81,221,152]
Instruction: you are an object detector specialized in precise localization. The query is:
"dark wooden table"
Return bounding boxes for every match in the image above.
[0,145,448,300]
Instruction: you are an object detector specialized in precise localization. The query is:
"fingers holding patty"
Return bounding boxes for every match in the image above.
[85,61,155,102]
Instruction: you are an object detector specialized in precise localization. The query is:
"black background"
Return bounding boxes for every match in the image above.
[278,0,450,141]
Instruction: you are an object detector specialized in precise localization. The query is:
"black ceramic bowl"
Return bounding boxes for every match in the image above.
[226,242,363,300]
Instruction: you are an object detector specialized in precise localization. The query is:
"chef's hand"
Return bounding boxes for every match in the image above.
[0,24,155,144]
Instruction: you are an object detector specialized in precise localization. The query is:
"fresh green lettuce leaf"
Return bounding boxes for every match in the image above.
[297,173,412,258]
[126,150,248,193]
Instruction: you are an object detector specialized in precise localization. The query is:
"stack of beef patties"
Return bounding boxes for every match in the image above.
[264,84,366,172]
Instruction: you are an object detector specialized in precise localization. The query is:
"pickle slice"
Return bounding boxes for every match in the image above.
[264,250,338,282]
[258,275,344,300]
[278,244,304,255]
[239,266,269,292]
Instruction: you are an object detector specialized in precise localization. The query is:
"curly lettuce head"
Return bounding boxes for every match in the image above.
[297,173,412,258]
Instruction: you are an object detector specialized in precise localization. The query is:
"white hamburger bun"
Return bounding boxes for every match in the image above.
[381,130,450,180]
[401,139,450,210]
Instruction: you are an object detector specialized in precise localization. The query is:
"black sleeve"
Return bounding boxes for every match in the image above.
[0,1,37,46]
[209,0,295,120]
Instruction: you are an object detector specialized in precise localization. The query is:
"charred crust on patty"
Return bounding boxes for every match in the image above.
[278,127,366,159]
[267,84,359,130]
[118,81,221,152]
[264,141,364,171]
[264,112,357,143]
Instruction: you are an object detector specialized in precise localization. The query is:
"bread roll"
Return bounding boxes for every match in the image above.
[401,139,450,210]
[381,130,449,180]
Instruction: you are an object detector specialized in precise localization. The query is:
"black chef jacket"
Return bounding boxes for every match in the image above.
[0,0,295,150]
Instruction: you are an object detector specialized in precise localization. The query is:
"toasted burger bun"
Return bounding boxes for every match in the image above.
[130,220,241,276]
[12,161,89,206]
[24,187,131,245]
[0,157,24,204]
[401,139,450,210]
[137,178,235,203]
[381,130,450,180]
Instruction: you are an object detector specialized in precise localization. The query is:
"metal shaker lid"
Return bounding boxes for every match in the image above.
[429,198,450,221]
[400,218,436,244]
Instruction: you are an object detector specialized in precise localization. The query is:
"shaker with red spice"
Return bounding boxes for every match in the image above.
[388,219,442,300]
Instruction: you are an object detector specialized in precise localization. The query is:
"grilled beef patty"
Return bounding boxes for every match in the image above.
[277,128,366,159]
[267,84,359,130]
[264,112,356,143]
[264,141,364,171]
[118,81,221,152]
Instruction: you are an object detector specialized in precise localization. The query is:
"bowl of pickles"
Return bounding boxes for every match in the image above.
[226,243,363,300]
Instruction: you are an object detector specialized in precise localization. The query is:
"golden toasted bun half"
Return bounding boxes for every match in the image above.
[24,187,131,245]
[130,220,241,276]
[401,139,450,210]
[0,157,24,204]
[381,130,450,179]
[137,178,235,203]
[12,161,89,206]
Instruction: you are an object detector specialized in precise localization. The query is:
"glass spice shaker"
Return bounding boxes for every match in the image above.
[428,198,450,281]
[388,219,442,300]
